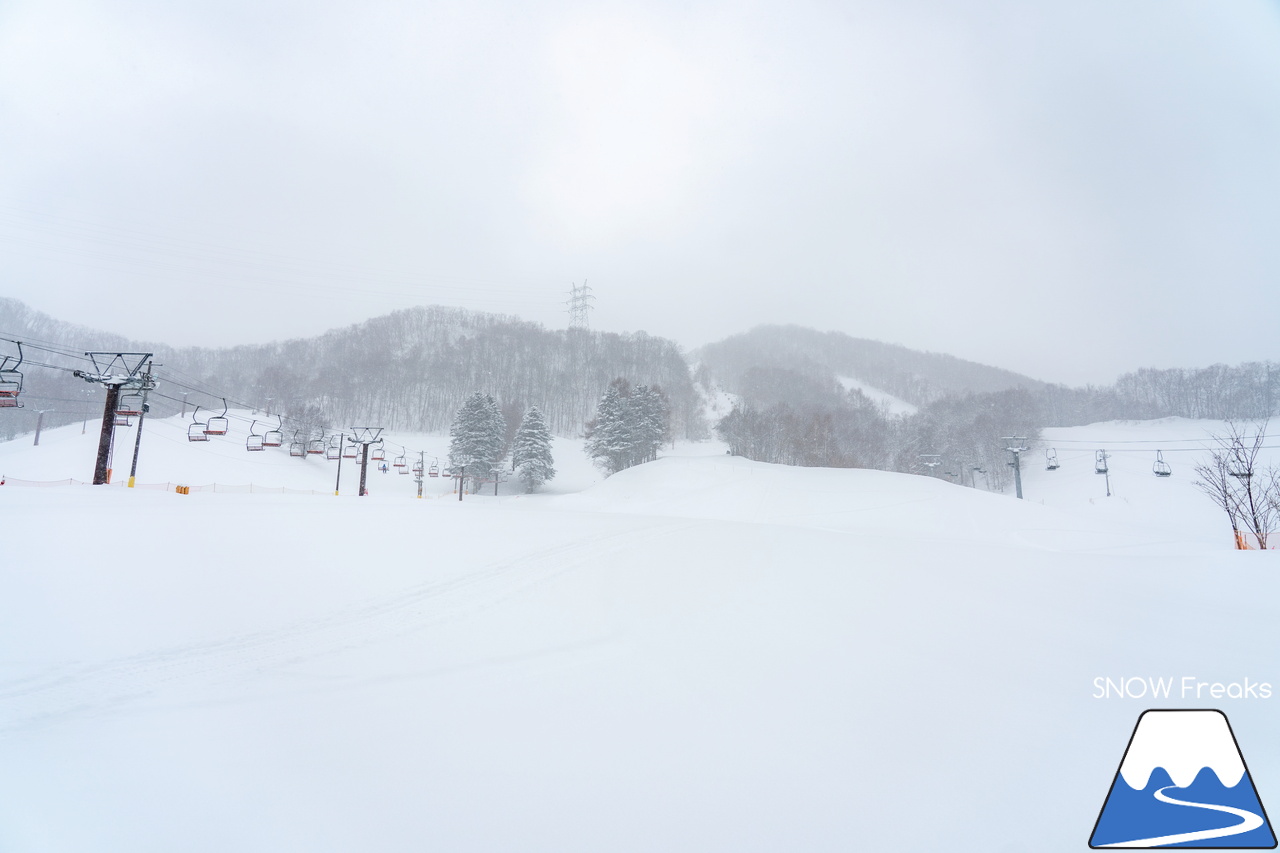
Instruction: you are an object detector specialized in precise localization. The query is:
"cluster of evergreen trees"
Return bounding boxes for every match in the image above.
[585,380,670,475]
[447,392,556,493]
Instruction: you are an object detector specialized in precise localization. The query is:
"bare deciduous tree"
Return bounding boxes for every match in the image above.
[1194,421,1278,549]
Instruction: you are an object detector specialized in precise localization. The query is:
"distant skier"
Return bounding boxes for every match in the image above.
[380,462,388,474]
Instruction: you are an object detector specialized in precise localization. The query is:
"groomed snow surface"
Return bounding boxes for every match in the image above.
[2,415,1278,852]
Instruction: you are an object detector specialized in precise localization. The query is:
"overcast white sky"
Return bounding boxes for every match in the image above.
[2,0,1278,385]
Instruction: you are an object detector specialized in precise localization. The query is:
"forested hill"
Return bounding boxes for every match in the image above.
[695,325,1047,407]
[0,300,702,440]
[170,306,702,438]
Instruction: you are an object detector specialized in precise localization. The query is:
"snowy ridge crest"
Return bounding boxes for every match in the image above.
[1118,710,1246,790]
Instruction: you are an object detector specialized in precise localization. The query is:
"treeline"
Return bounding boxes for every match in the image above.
[169,306,703,440]
[711,372,1038,490]
[701,326,1280,488]
[0,300,705,441]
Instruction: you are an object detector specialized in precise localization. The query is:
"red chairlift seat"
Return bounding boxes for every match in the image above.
[246,420,265,451]
[342,444,359,459]
[116,392,144,417]
[188,406,210,442]
[428,462,440,478]
[0,344,23,407]
[203,399,229,436]
[307,438,325,455]
[263,417,284,447]
[393,454,407,468]
[0,380,20,407]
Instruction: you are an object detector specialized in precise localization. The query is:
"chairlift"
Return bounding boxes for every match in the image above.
[0,341,24,408]
[1045,449,1060,471]
[204,399,229,436]
[263,416,284,448]
[371,441,386,462]
[188,406,210,442]
[412,459,424,478]
[326,434,342,461]
[1095,450,1109,475]
[289,431,306,457]
[398,458,411,475]
[428,461,440,478]
[1152,450,1172,478]
[307,432,326,455]
[342,440,359,459]
[246,420,265,452]
[116,390,145,418]
[393,452,407,469]
[114,412,132,427]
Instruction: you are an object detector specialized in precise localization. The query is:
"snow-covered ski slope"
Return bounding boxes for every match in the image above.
[1,416,1277,852]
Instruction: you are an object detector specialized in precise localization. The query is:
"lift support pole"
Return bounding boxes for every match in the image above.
[93,382,122,485]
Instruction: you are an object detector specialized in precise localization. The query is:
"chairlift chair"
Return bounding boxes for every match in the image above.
[114,413,132,427]
[289,432,306,457]
[307,433,326,455]
[412,459,424,478]
[428,461,440,478]
[1152,450,1172,478]
[1045,449,1060,471]
[342,441,359,459]
[325,434,342,461]
[263,416,284,448]
[398,459,411,474]
[187,406,210,442]
[0,342,24,408]
[393,453,407,469]
[371,442,386,462]
[1095,450,1109,475]
[246,420,265,452]
[116,391,145,417]
[204,399,229,436]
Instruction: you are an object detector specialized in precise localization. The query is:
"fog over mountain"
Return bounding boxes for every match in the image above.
[4,298,1277,492]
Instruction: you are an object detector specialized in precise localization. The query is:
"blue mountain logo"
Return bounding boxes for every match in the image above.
[1091,709,1276,848]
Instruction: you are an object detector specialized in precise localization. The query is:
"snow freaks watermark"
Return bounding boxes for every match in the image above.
[1092,676,1273,701]
[1089,710,1277,848]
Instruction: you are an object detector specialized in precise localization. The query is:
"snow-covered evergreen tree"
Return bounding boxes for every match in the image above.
[631,384,669,464]
[585,379,669,475]
[512,406,556,493]
[448,392,507,491]
[585,379,632,475]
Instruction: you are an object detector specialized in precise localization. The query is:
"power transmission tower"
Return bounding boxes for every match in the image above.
[74,353,155,485]
[565,281,595,330]
[1002,436,1029,499]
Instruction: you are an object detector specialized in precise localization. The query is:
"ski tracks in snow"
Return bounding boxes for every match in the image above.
[0,520,693,735]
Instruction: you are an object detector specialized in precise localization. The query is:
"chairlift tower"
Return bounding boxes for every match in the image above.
[347,427,383,496]
[73,353,156,485]
[1002,436,1029,500]
[917,454,941,477]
